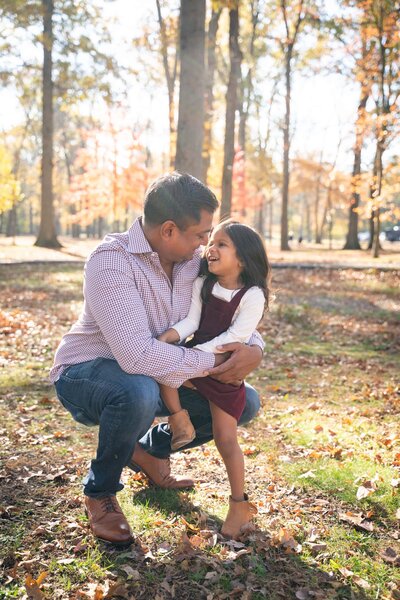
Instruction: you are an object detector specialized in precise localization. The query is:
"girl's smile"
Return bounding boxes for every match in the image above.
[205,229,243,288]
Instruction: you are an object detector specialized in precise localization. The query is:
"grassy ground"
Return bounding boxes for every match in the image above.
[0,263,399,600]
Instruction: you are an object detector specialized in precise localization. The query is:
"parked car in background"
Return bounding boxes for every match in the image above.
[384,226,400,242]
[358,231,370,242]
[358,230,387,243]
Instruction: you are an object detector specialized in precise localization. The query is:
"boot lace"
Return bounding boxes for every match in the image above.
[100,496,118,513]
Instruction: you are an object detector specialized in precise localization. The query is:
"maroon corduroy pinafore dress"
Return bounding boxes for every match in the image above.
[186,283,249,421]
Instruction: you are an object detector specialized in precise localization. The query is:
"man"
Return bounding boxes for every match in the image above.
[50,172,263,546]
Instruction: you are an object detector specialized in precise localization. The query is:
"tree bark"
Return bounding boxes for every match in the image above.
[6,206,18,237]
[314,164,322,244]
[175,0,206,180]
[343,91,368,250]
[35,0,61,248]
[371,141,383,258]
[238,0,259,154]
[202,8,221,183]
[281,43,292,250]
[156,0,179,169]
[220,7,242,218]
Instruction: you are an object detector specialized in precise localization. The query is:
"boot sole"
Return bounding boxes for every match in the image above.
[96,535,134,548]
[85,508,134,548]
[129,461,195,489]
[171,430,196,451]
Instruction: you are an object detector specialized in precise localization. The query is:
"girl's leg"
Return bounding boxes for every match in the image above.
[159,384,183,414]
[209,402,257,539]
[159,384,195,451]
[209,403,244,500]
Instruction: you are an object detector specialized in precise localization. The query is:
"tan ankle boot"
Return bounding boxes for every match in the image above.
[168,409,196,451]
[221,494,258,540]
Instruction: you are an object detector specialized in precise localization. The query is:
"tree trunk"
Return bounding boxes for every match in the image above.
[371,141,383,258]
[314,176,322,244]
[281,44,292,250]
[268,199,273,242]
[343,91,368,250]
[202,8,221,183]
[156,0,179,169]
[220,7,242,218]
[6,205,18,238]
[175,0,206,180]
[35,0,61,248]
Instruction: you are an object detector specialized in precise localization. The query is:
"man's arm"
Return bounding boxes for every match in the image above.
[85,254,214,388]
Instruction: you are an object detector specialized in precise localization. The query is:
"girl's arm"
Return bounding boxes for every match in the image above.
[159,277,204,343]
[194,287,265,353]
[157,328,180,344]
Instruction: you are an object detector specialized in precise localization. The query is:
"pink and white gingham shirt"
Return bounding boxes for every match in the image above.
[50,218,264,387]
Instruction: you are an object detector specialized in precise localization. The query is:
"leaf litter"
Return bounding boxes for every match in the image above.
[0,264,399,599]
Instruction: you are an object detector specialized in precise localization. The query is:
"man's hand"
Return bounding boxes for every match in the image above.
[205,343,263,385]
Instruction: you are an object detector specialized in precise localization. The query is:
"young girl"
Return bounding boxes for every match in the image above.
[157,220,271,539]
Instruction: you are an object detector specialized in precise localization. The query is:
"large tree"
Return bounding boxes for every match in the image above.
[220,4,242,218]
[279,0,306,250]
[175,0,206,179]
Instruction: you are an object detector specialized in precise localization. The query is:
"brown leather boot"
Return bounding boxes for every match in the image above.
[221,494,258,540]
[85,496,134,546]
[129,444,194,489]
[168,409,196,451]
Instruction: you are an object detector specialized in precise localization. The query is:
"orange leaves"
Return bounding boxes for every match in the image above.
[0,308,31,335]
[64,122,150,227]
[25,571,48,599]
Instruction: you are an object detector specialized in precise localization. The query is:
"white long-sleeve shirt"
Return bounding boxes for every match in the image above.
[172,277,265,353]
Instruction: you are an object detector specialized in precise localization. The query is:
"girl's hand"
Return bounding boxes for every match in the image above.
[205,343,263,385]
[182,380,197,389]
[157,328,180,344]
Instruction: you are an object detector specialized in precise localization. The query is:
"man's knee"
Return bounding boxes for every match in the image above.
[239,384,260,425]
[125,376,160,412]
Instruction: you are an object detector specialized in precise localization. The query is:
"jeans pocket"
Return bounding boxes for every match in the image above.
[57,394,97,426]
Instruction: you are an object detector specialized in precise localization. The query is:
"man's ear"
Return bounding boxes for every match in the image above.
[160,220,178,240]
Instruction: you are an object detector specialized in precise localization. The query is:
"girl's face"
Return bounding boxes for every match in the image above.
[205,227,243,284]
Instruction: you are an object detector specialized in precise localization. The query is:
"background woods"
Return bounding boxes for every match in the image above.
[0,0,399,250]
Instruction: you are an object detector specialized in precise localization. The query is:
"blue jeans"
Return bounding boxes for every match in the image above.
[54,358,260,498]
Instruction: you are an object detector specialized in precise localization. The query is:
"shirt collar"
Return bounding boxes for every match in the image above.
[127,217,154,254]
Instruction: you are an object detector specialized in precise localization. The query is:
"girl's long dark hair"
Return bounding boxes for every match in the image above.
[199,220,272,309]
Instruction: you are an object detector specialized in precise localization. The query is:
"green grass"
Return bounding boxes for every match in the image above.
[281,457,399,517]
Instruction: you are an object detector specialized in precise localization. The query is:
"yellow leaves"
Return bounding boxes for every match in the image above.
[180,516,199,533]
[0,144,22,214]
[25,571,48,599]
